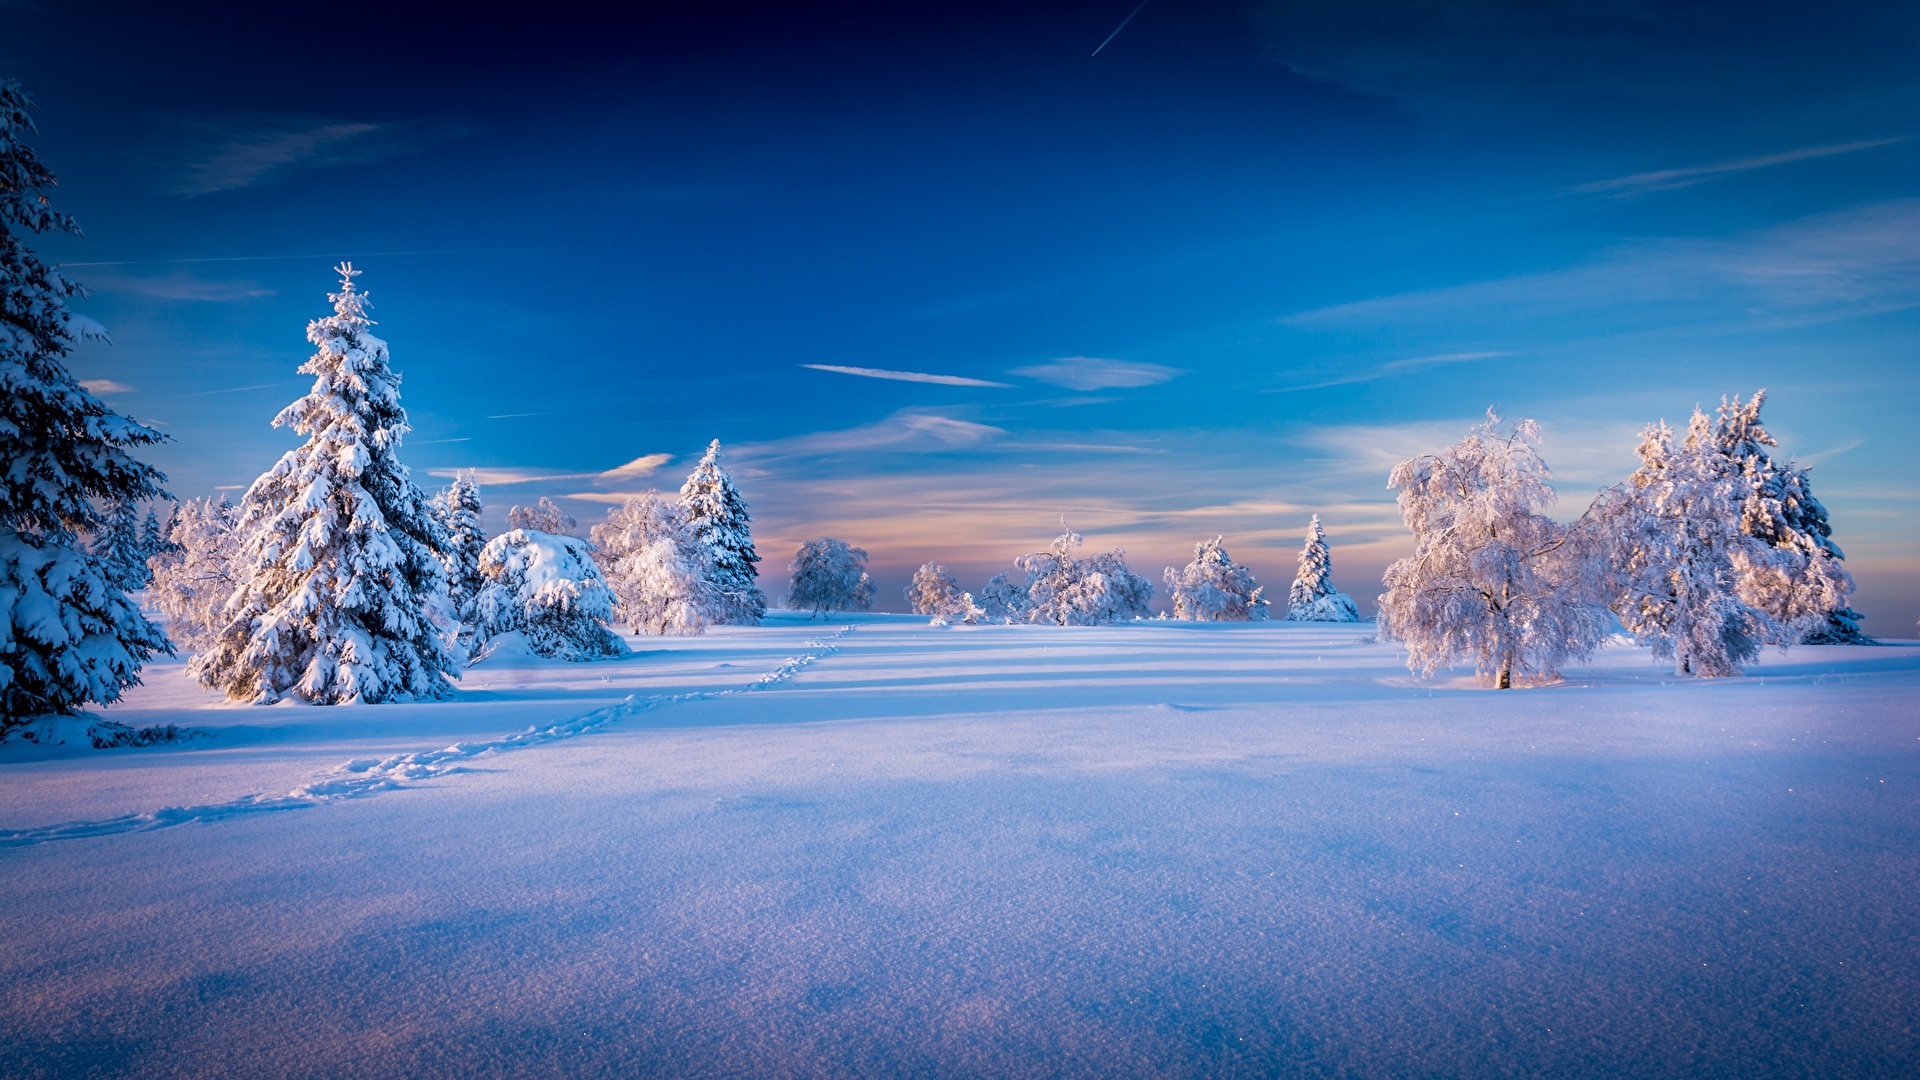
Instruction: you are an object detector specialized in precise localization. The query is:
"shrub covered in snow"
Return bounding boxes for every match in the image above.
[506,496,576,537]
[1165,536,1268,622]
[146,497,243,656]
[472,529,627,660]
[904,562,983,624]
[1379,411,1607,689]
[0,80,170,729]
[788,538,874,616]
[978,572,1028,624]
[1285,516,1359,622]
[193,266,457,704]
[591,493,716,636]
[998,528,1153,626]
[680,440,766,624]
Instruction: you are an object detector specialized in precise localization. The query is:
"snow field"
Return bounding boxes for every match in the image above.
[2,616,1917,1077]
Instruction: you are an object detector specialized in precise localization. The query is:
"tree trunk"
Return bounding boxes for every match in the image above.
[1497,660,1512,690]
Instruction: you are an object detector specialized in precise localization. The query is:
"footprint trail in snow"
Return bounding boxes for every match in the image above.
[0,628,854,848]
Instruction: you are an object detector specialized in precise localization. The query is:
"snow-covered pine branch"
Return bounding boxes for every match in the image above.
[147,497,243,656]
[904,561,983,625]
[1284,515,1359,622]
[0,80,170,728]
[192,265,457,704]
[505,496,576,537]
[679,440,766,624]
[1378,410,1607,688]
[788,538,874,616]
[1010,527,1154,626]
[590,492,717,636]
[1164,536,1268,621]
[471,528,627,660]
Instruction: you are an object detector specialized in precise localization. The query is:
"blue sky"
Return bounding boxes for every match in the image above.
[9,0,1918,626]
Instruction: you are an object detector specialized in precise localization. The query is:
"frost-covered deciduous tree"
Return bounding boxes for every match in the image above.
[434,475,487,618]
[147,497,243,656]
[904,561,982,624]
[1164,537,1268,621]
[788,538,874,616]
[91,498,147,591]
[1285,515,1359,622]
[978,572,1028,624]
[1011,528,1154,626]
[0,80,170,729]
[680,440,766,624]
[471,528,627,660]
[1378,411,1607,688]
[591,492,716,636]
[194,265,456,704]
[506,496,576,537]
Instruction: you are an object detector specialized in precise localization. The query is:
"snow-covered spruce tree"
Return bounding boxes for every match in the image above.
[194,265,456,704]
[788,538,874,616]
[1709,391,1862,644]
[1378,411,1608,689]
[1285,515,1360,622]
[680,440,766,624]
[138,507,165,573]
[0,80,170,729]
[1013,527,1154,626]
[1591,410,1808,677]
[471,528,626,660]
[904,561,983,624]
[146,497,243,656]
[91,497,147,591]
[978,572,1029,624]
[506,496,576,536]
[1164,536,1269,621]
[434,474,487,618]
[590,492,716,636]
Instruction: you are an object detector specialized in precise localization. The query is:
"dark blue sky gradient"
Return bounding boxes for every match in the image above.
[8,0,1917,626]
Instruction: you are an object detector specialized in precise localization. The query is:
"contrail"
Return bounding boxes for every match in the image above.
[1091,0,1150,56]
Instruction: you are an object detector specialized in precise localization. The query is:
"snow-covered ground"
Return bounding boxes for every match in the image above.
[3,615,1917,1077]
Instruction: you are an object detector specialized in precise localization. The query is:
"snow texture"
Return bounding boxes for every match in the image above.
[679,440,767,624]
[1284,515,1359,622]
[1165,536,1269,622]
[193,266,456,705]
[472,529,627,661]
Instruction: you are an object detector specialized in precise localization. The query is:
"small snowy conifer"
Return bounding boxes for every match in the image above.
[904,562,983,624]
[194,265,456,704]
[1164,537,1269,621]
[147,497,243,656]
[434,475,488,617]
[138,508,165,570]
[1378,411,1607,688]
[680,441,766,624]
[471,528,627,660]
[91,498,147,591]
[1285,516,1359,622]
[1013,528,1154,626]
[0,80,170,727]
[788,538,874,616]
[590,493,717,635]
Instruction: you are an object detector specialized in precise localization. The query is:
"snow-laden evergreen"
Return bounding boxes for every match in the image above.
[590,493,717,636]
[1284,515,1359,622]
[91,498,147,591]
[788,538,874,616]
[506,496,576,537]
[0,80,169,728]
[193,265,456,704]
[146,497,243,656]
[1164,537,1268,621]
[138,508,165,575]
[471,528,627,660]
[434,475,487,619]
[1002,528,1154,626]
[1378,411,1607,688]
[679,441,766,624]
[904,562,983,624]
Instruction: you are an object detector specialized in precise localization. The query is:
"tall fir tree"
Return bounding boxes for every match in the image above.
[679,439,766,624]
[91,498,146,591]
[0,80,170,728]
[1285,515,1359,622]
[434,474,487,619]
[138,507,165,571]
[194,265,456,704]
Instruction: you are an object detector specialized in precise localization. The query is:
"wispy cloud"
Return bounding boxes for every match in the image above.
[1011,356,1185,390]
[802,364,1012,388]
[150,114,472,196]
[75,268,275,303]
[427,453,672,489]
[1572,137,1909,198]
[741,411,1007,462]
[78,379,134,395]
[1268,350,1513,393]
[178,382,288,399]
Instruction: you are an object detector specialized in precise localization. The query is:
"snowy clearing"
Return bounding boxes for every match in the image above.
[3,616,1917,1077]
